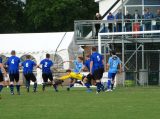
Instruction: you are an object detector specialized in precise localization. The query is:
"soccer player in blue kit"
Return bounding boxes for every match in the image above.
[90,47,104,94]
[106,50,122,91]
[39,53,58,92]
[22,55,37,92]
[6,50,21,95]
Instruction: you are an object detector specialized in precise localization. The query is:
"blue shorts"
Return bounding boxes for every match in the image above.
[108,72,116,81]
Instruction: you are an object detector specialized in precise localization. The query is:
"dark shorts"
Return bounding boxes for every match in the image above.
[108,72,116,81]
[0,73,3,82]
[42,73,53,82]
[24,73,36,82]
[9,73,19,82]
[93,68,104,80]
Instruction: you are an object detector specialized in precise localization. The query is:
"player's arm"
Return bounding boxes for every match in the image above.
[90,61,93,75]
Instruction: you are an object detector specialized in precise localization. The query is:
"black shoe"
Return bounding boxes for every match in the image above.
[33,89,37,93]
[42,86,45,91]
[55,89,58,92]
[27,87,29,92]
[67,87,70,91]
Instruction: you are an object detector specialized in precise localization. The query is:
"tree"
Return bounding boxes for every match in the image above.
[24,0,98,32]
[0,0,25,33]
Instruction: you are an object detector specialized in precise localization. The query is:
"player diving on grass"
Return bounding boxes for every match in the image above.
[63,56,84,91]
[54,69,92,92]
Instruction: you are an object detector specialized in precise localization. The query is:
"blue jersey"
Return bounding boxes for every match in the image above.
[22,60,36,74]
[40,59,53,73]
[84,59,90,71]
[108,56,121,73]
[73,60,83,73]
[90,52,104,71]
[6,56,20,74]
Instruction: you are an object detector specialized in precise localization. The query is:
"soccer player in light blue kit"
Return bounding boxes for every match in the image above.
[22,55,37,92]
[90,47,104,94]
[39,53,57,92]
[107,50,122,91]
[6,50,21,95]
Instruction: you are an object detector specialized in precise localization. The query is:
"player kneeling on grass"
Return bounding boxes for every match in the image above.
[55,69,92,92]
[106,50,122,91]
[21,55,38,93]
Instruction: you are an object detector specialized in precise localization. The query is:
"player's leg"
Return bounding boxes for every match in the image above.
[48,73,58,92]
[99,68,105,91]
[15,73,20,95]
[67,78,76,91]
[106,72,112,91]
[0,73,4,93]
[42,73,48,91]
[93,69,103,93]
[111,73,116,90]
[24,74,30,92]
[83,75,92,92]
[30,73,37,92]
[9,74,15,95]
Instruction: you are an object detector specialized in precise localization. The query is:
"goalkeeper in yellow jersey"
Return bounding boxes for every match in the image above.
[55,69,92,92]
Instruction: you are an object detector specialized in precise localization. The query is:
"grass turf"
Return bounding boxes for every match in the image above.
[0,86,160,119]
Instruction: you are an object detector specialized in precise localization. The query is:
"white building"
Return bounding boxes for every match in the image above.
[0,32,80,84]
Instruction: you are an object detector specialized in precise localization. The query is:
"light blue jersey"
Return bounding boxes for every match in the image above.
[73,60,83,73]
[108,56,121,73]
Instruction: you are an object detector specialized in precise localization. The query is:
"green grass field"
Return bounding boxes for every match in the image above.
[0,86,160,119]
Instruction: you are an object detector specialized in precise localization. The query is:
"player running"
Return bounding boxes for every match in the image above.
[106,50,122,91]
[21,55,37,92]
[90,47,104,94]
[6,50,21,95]
[38,53,58,92]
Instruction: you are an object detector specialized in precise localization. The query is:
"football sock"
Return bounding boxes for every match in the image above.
[69,84,74,88]
[0,85,3,92]
[33,83,37,91]
[107,80,111,90]
[96,82,101,92]
[16,85,20,93]
[84,83,90,89]
[53,84,58,91]
[10,84,14,93]
[111,83,114,90]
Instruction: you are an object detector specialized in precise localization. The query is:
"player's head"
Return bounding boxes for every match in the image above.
[11,50,16,56]
[66,69,71,74]
[46,53,50,58]
[78,56,83,62]
[85,54,90,59]
[92,47,97,52]
[26,55,31,59]
[111,50,116,55]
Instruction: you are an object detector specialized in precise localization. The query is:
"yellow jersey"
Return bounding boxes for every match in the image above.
[59,72,83,81]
